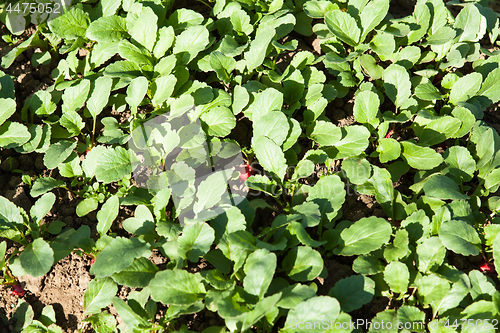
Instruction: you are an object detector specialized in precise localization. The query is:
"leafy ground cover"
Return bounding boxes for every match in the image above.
[1,0,500,332]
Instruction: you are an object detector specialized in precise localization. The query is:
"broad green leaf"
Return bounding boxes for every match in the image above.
[76,198,99,217]
[283,296,340,333]
[401,141,443,170]
[415,83,443,101]
[151,75,176,107]
[209,51,237,85]
[82,146,107,179]
[397,306,426,332]
[303,1,338,18]
[384,261,409,294]
[97,196,119,235]
[62,79,91,113]
[326,125,370,159]
[125,76,148,113]
[17,238,54,277]
[118,40,152,67]
[469,270,496,301]
[14,125,43,154]
[0,195,23,231]
[60,111,85,137]
[112,297,150,330]
[423,174,468,200]
[90,237,151,278]
[444,146,476,182]
[368,167,395,218]
[130,7,158,51]
[30,177,66,197]
[193,171,230,214]
[153,26,175,59]
[493,235,500,280]
[377,138,401,163]
[454,4,482,42]
[325,10,360,46]
[86,15,129,42]
[252,136,287,181]
[95,146,134,184]
[427,26,456,45]
[307,175,345,222]
[0,122,30,148]
[232,85,249,115]
[417,274,450,306]
[111,257,159,288]
[43,140,77,170]
[282,246,323,282]
[245,25,276,71]
[87,76,113,119]
[329,275,375,312]
[178,222,215,262]
[420,116,462,146]
[172,25,209,64]
[243,249,277,299]
[243,87,283,121]
[384,64,411,108]
[200,106,236,137]
[370,32,396,56]
[449,72,482,105]
[0,98,16,126]
[431,279,470,317]
[353,90,380,127]
[291,160,315,181]
[149,269,206,305]
[477,67,500,104]
[416,237,446,273]
[334,216,392,256]
[30,193,55,225]
[353,254,385,275]
[384,229,409,262]
[439,219,481,256]
[48,7,90,39]
[342,156,372,185]
[308,120,341,146]
[84,277,118,314]
[359,0,389,41]
[253,111,289,147]
[276,284,316,309]
[485,168,500,190]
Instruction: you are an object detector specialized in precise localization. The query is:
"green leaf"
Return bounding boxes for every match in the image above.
[377,138,401,163]
[353,254,385,275]
[178,222,215,262]
[0,122,30,148]
[173,25,209,64]
[341,156,372,185]
[149,269,206,305]
[415,83,443,101]
[485,168,500,190]
[368,167,396,218]
[200,107,236,137]
[76,198,99,217]
[359,0,389,41]
[416,237,446,273]
[125,76,148,113]
[97,196,119,236]
[151,75,176,107]
[86,15,129,43]
[18,238,54,277]
[308,120,341,146]
[193,171,230,214]
[43,140,77,170]
[0,98,16,126]
[245,25,276,71]
[243,87,283,121]
[423,174,468,200]
[30,193,55,225]
[276,284,316,309]
[60,111,85,137]
[282,246,323,282]
[454,4,482,42]
[325,10,360,46]
[84,277,118,314]
[112,297,151,330]
[283,296,340,333]
[384,261,409,294]
[449,72,482,105]
[326,125,370,159]
[0,195,23,232]
[334,216,392,256]
[153,26,175,59]
[401,141,443,170]
[90,237,151,278]
[444,146,476,182]
[111,257,159,288]
[307,175,345,222]
[384,229,409,262]
[15,124,43,154]
[303,1,338,18]
[87,76,113,119]
[439,219,481,256]
[370,32,396,56]
[48,7,90,39]
[329,275,375,312]
[420,116,462,146]
[252,136,287,181]
[62,79,91,114]
[253,111,289,147]
[291,160,315,181]
[30,177,66,197]
[130,7,158,51]
[477,67,500,104]
[243,249,277,299]
[469,270,496,301]
[95,146,134,184]
[83,313,117,332]
[416,274,450,306]
[353,90,380,127]
[384,64,411,108]
[209,51,237,85]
